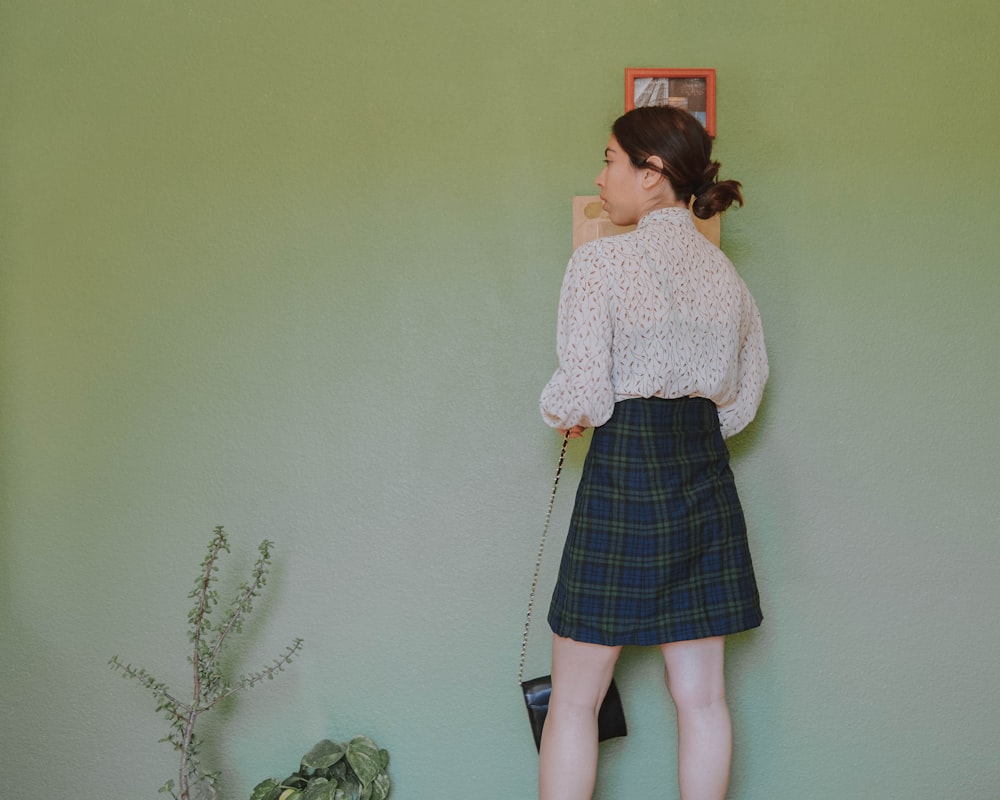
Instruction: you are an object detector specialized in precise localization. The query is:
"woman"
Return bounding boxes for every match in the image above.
[538,105,767,800]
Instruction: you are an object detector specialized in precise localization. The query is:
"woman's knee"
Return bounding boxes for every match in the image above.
[664,670,727,713]
[660,637,727,711]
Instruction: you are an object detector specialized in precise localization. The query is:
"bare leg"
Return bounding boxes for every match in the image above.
[660,636,732,800]
[538,635,622,800]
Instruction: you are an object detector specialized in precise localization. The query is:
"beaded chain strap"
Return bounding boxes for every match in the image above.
[518,433,570,685]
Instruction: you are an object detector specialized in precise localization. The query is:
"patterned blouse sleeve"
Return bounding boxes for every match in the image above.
[717,283,768,438]
[539,244,616,430]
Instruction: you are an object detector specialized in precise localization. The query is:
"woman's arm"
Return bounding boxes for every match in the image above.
[540,244,616,431]
[717,284,768,438]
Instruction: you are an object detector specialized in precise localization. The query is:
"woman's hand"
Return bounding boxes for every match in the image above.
[559,425,588,439]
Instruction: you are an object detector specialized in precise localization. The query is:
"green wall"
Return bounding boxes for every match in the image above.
[2,1,998,798]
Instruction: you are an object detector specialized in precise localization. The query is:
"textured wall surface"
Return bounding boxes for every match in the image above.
[2,1,998,798]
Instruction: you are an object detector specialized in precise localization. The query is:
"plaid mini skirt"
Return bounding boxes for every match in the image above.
[548,396,762,646]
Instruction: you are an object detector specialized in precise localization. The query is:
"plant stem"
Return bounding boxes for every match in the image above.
[180,527,227,800]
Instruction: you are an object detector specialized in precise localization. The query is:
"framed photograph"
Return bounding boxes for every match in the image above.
[625,68,716,137]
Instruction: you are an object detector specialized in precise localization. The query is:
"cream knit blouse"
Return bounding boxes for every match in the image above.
[540,206,767,439]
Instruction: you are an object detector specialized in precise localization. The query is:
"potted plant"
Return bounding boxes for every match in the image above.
[250,737,391,800]
[110,526,303,800]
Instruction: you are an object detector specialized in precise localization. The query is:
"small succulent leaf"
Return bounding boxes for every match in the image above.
[302,739,347,771]
[345,737,382,787]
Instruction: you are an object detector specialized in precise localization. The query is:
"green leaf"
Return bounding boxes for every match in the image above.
[249,778,281,800]
[302,779,340,800]
[368,772,391,800]
[282,774,309,790]
[328,760,349,782]
[345,737,383,787]
[301,739,346,771]
[337,782,360,800]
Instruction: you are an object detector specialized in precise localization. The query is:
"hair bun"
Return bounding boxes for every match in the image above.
[696,162,721,196]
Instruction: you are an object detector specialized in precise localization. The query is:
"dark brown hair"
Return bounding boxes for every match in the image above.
[612,105,743,219]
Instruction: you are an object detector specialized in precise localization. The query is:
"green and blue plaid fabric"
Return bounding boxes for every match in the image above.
[548,397,762,646]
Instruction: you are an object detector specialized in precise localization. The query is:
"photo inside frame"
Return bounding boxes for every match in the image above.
[632,77,708,128]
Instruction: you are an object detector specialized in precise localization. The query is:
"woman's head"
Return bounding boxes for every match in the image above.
[610,105,743,220]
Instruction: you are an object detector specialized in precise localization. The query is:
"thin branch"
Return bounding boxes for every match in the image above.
[214,638,304,705]
[206,541,272,665]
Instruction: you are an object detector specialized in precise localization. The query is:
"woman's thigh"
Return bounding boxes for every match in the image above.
[550,634,623,710]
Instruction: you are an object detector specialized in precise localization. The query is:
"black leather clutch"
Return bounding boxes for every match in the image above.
[522,674,627,751]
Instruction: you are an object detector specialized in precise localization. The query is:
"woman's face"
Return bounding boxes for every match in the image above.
[595,136,645,227]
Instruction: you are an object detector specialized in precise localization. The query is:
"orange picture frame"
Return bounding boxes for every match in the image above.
[624,68,716,137]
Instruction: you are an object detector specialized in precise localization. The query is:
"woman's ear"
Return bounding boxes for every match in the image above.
[642,155,665,173]
[638,156,682,204]
[640,155,667,188]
